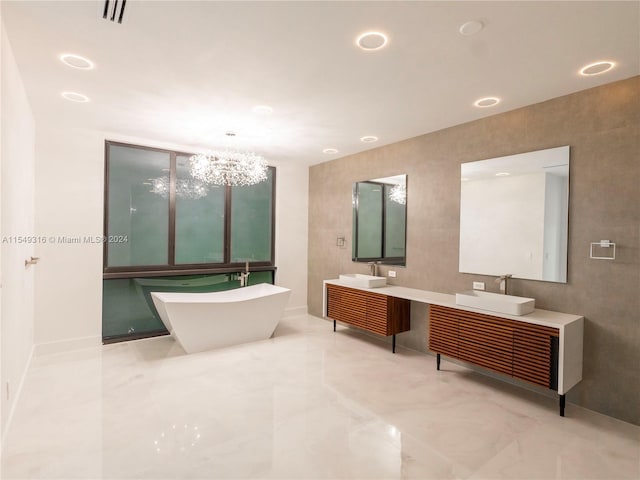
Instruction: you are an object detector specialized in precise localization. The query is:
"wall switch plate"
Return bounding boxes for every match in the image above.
[473,281,485,290]
[388,270,397,278]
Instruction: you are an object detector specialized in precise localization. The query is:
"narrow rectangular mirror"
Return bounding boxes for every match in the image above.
[353,174,407,266]
[459,146,569,283]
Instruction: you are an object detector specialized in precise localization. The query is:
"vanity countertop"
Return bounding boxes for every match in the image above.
[324,279,583,329]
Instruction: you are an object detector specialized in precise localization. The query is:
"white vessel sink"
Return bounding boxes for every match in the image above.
[455,290,535,316]
[339,274,387,288]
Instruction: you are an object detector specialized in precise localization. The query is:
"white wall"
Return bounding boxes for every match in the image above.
[34,128,309,350]
[1,13,3,451]
[33,127,105,351]
[272,158,308,316]
[0,21,36,438]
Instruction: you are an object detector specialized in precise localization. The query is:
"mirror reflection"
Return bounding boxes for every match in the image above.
[352,174,407,266]
[459,146,569,283]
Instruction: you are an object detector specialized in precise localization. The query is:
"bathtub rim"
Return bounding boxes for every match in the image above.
[150,282,291,304]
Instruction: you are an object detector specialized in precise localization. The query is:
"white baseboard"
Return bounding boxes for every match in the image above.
[1,344,35,448]
[283,305,308,318]
[33,335,102,357]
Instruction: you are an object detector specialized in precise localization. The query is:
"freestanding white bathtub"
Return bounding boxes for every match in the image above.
[151,283,291,354]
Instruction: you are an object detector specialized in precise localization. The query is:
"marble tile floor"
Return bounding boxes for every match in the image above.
[1,315,638,479]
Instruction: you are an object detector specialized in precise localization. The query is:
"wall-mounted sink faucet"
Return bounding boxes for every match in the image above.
[368,261,380,276]
[495,274,513,295]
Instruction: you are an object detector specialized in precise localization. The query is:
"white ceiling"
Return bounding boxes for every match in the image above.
[2,1,638,165]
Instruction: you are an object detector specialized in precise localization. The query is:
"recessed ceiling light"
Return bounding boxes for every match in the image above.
[61,91,90,103]
[59,53,94,70]
[356,32,388,51]
[252,105,273,114]
[360,136,378,143]
[459,20,484,36]
[323,148,339,154]
[579,61,615,76]
[495,172,510,177]
[474,97,500,108]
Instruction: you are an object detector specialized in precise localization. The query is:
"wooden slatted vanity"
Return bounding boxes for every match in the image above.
[323,279,584,416]
[325,283,410,353]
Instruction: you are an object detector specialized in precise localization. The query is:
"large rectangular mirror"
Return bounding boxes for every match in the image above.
[459,146,569,283]
[352,174,407,266]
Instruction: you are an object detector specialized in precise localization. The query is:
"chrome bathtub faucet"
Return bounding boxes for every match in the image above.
[238,272,250,287]
[239,262,251,287]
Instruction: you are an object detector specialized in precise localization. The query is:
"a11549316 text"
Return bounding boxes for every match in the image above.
[1,235,129,244]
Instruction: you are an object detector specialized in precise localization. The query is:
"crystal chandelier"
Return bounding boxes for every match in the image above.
[189,150,268,186]
[147,176,209,200]
[389,184,406,205]
[148,176,170,196]
[177,179,208,199]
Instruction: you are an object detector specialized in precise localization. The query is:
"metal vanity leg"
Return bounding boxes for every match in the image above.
[436,353,441,371]
[392,334,396,353]
[333,319,336,332]
[559,394,566,417]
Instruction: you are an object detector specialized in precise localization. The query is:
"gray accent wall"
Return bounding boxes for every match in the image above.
[308,76,639,425]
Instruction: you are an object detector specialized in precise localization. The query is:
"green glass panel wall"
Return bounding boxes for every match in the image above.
[102,271,274,340]
[230,168,274,262]
[356,182,383,258]
[175,155,225,264]
[107,146,170,267]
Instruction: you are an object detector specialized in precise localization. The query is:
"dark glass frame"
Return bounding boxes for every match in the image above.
[103,140,276,279]
[352,179,407,266]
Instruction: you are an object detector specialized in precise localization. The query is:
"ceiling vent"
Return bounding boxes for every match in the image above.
[103,0,127,24]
